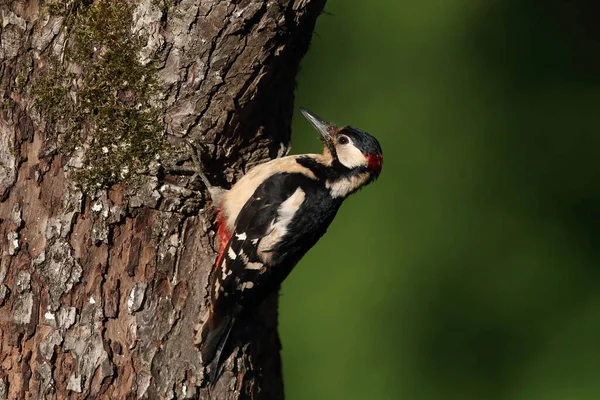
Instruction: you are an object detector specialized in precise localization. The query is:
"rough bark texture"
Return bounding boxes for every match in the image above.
[0,0,325,398]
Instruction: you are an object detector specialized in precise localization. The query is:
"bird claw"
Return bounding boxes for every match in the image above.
[186,140,227,204]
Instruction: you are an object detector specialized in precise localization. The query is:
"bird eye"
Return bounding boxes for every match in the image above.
[337,135,349,145]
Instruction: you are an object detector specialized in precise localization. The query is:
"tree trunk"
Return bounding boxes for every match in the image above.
[0,0,325,398]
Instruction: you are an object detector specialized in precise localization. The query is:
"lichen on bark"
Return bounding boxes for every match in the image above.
[33,0,164,190]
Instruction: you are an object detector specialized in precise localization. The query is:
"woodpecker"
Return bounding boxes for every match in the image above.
[197,108,383,381]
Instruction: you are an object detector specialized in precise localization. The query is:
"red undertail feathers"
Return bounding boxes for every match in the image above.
[215,207,231,269]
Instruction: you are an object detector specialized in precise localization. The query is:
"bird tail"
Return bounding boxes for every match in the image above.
[200,312,237,384]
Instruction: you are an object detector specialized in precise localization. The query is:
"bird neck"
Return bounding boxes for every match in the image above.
[296,155,372,198]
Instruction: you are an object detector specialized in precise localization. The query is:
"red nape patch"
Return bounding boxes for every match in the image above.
[215,207,231,269]
[367,154,383,172]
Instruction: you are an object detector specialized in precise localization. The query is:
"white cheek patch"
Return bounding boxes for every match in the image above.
[337,143,367,169]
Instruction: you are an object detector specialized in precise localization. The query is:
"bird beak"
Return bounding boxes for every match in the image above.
[300,108,334,144]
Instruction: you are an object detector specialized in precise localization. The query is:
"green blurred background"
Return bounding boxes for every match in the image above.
[279,1,600,399]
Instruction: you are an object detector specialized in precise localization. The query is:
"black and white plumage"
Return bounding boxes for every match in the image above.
[198,108,383,382]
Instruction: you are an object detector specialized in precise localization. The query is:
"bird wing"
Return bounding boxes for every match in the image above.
[212,172,306,307]
[201,172,304,374]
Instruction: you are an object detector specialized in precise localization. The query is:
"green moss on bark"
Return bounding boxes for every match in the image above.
[34,0,164,190]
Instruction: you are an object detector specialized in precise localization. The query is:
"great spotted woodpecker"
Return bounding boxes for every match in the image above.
[197,108,383,381]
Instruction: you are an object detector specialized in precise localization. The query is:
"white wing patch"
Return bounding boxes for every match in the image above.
[257,187,306,263]
[278,187,306,218]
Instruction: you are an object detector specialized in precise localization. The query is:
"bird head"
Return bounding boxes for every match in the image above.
[300,108,383,181]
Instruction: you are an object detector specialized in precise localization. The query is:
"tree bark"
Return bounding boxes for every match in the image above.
[0,0,325,398]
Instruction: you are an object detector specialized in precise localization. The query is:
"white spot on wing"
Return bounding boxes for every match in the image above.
[240,250,249,263]
[221,267,232,280]
[245,262,263,270]
[228,247,237,260]
[236,232,247,240]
